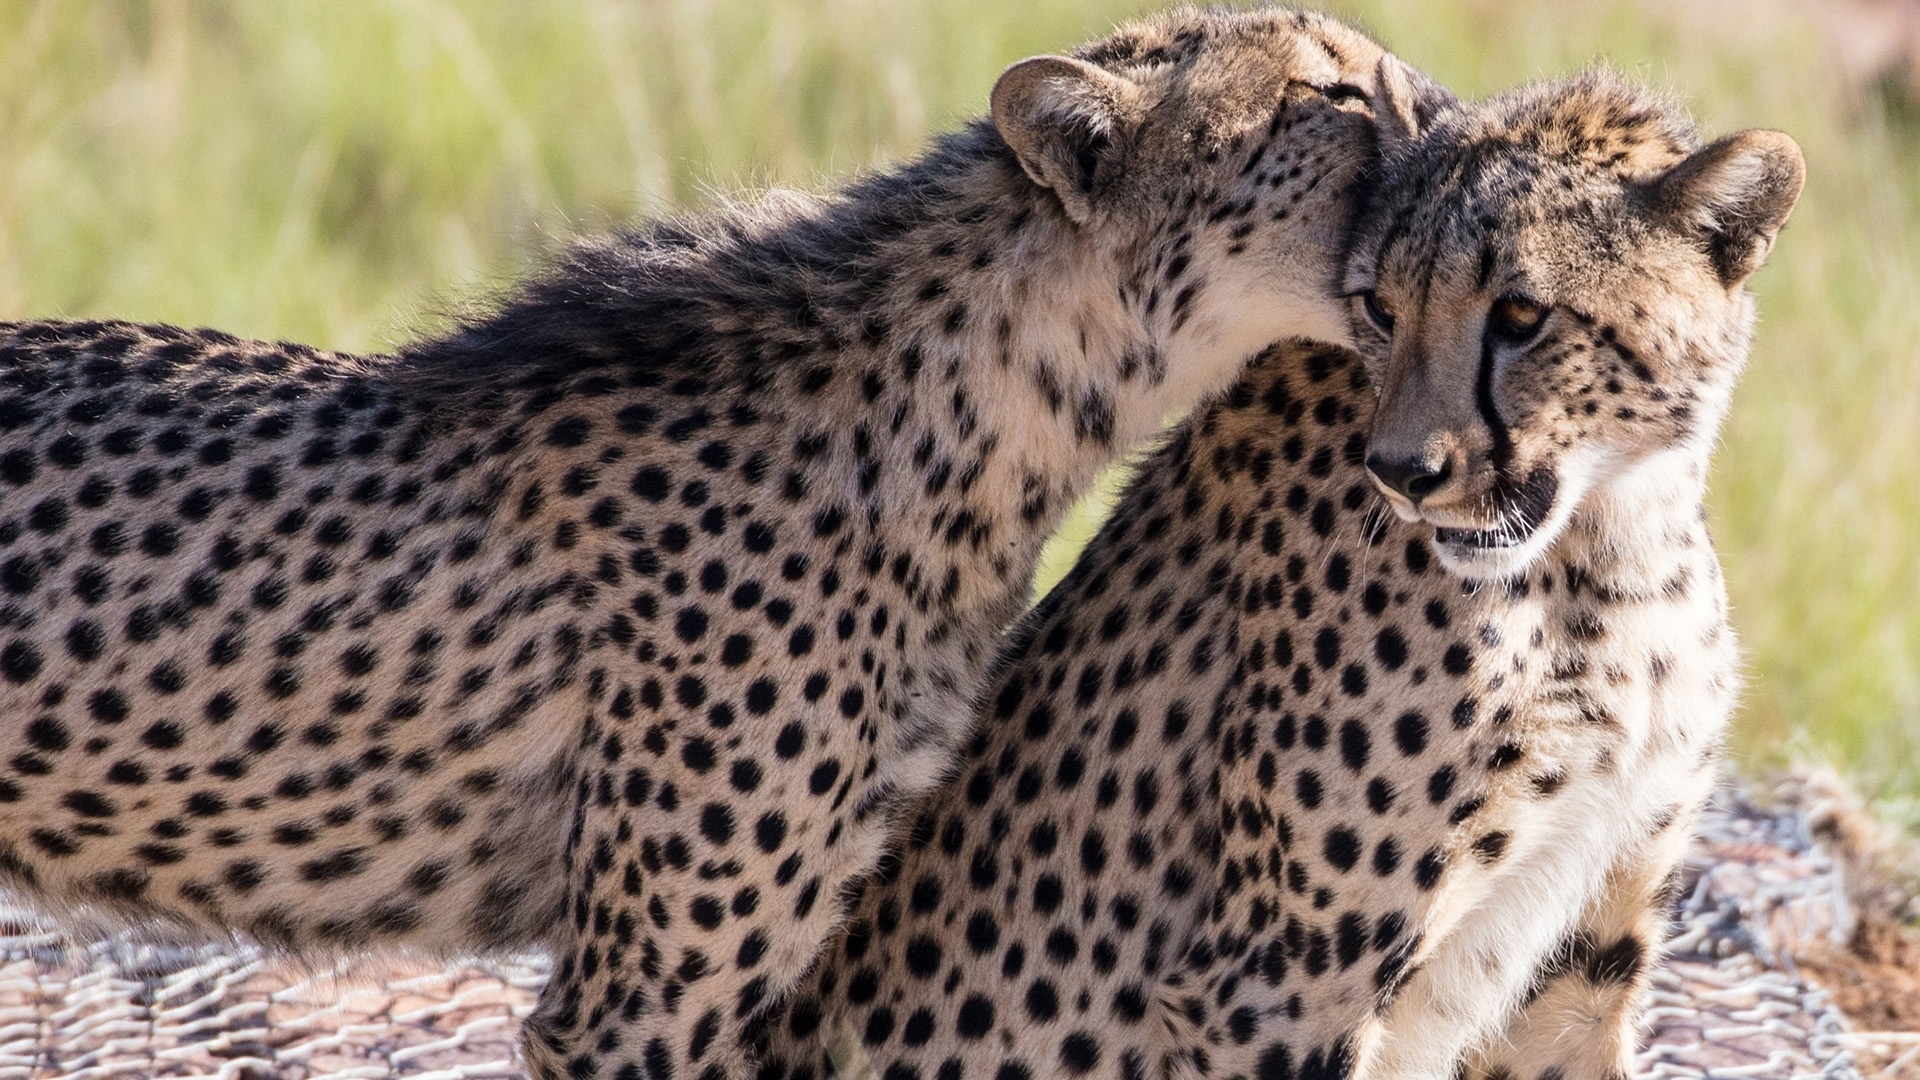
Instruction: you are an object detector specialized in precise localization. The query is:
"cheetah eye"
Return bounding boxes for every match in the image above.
[1321,83,1368,106]
[1486,294,1549,344]
[1350,290,1395,334]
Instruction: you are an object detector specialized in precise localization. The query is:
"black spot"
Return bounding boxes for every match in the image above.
[1020,978,1060,1024]
[755,812,787,853]
[675,607,709,642]
[545,415,591,446]
[966,911,1000,954]
[140,523,180,557]
[1257,1044,1293,1080]
[62,790,116,818]
[1488,742,1525,771]
[1393,711,1428,756]
[809,760,841,796]
[1,641,44,684]
[1372,837,1401,876]
[1323,827,1361,872]
[1,556,40,596]
[700,803,734,846]
[955,995,995,1039]
[1414,848,1446,889]
[1338,720,1369,771]
[1374,627,1407,669]
[1586,936,1646,986]
[25,717,69,752]
[904,935,943,979]
[774,723,804,759]
[690,895,725,929]
[631,466,671,501]
[1472,832,1510,862]
[1059,1033,1099,1074]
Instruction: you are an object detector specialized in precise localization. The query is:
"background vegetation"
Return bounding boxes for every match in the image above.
[0,0,1914,816]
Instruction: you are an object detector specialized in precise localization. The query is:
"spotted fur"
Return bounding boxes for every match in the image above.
[0,9,1415,1079]
[755,72,1801,1080]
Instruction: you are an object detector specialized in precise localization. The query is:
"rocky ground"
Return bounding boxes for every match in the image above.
[0,772,1912,1080]
[1637,771,1920,1078]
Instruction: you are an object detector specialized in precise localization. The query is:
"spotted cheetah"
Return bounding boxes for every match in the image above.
[757,71,1803,1080]
[0,10,1425,1079]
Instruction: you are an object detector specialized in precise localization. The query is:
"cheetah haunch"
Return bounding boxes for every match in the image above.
[0,10,1430,1079]
[760,72,1801,1080]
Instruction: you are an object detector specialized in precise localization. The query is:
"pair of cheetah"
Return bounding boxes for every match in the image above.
[0,8,1801,1080]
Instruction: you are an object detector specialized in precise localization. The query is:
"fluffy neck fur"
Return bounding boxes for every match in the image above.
[1550,448,1713,593]
[397,122,1232,628]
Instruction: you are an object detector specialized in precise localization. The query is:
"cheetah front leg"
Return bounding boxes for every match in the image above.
[1333,789,1698,1079]
[1458,810,1697,1080]
[519,711,898,1080]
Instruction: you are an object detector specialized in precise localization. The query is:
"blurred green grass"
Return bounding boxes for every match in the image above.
[0,1,1914,816]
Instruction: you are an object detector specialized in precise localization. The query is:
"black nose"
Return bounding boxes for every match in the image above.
[1366,452,1451,502]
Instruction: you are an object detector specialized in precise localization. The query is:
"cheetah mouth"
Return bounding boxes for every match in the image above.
[1433,525,1525,549]
[1431,467,1559,552]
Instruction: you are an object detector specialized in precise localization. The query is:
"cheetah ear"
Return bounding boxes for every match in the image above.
[1372,55,1453,149]
[992,55,1141,226]
[1650,129,1805,288]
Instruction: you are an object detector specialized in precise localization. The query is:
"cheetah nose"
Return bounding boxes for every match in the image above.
[1365,452,1451,503]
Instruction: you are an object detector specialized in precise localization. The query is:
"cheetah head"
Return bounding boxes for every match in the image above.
[1343,71,1803,579]
[991,9,1450,379]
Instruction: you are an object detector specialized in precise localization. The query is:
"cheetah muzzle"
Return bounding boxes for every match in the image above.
[1429,463,1558,553]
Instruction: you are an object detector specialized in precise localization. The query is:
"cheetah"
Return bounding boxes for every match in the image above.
[757,71,1803,1080]
[0,10,1426,1079]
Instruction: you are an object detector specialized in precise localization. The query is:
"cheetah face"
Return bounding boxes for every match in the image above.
[991,10,1450,379]
[1343,73,1803,580]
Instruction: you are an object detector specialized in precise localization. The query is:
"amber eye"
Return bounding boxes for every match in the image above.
[1353,290,1395,334]
[1487,294,1549,343]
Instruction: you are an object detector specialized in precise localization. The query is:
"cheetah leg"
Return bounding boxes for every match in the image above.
[1459,811,1695,1080]
[1353,790,1705,1079]
[1195,822,1515,1080]
[519,735,905,1079]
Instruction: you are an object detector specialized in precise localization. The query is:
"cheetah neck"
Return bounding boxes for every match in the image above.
[1546,446,1717,597]
[1512,445,1736,760]
[409,123,1254,626]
